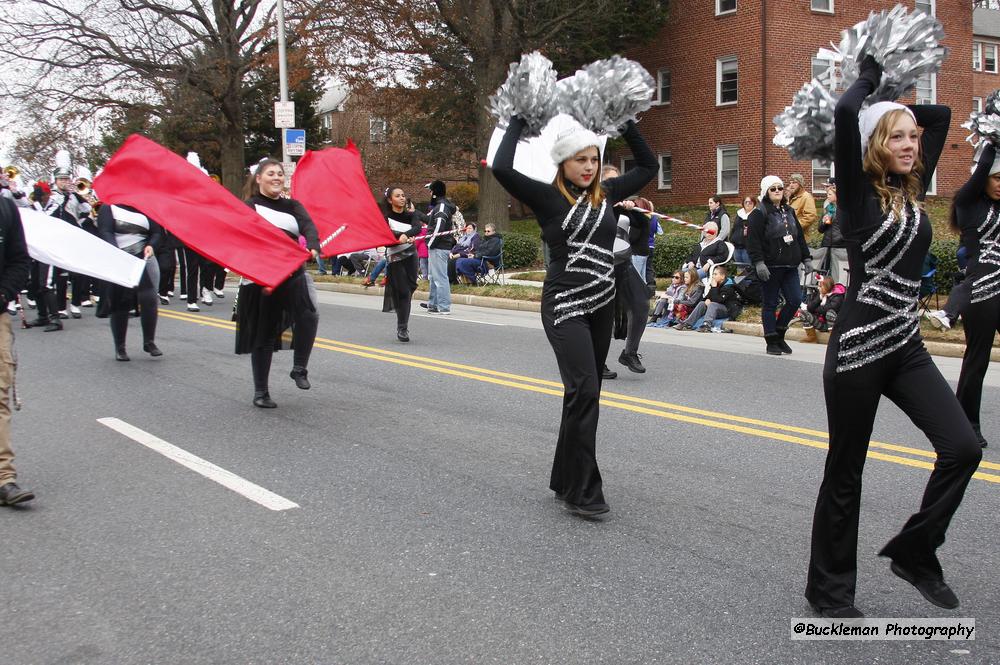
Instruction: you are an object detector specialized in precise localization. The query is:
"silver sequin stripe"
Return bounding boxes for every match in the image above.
[836,207,921,373]
[553,195,616,325]
[971,206,1000,303]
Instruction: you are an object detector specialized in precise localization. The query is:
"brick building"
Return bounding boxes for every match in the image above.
[974,5,1000,111]
[609,0,978,207]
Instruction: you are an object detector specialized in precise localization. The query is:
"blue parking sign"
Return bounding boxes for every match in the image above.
[284,129,306,156]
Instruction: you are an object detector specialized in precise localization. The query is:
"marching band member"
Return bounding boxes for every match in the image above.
[381,187,421,342]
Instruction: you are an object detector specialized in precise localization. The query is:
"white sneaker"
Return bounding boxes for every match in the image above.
[80,299,94,308]
[159,295,169,305]
[6,301,16,314]
[926,309,951,330]
[200,288,213,305]
[187,302,200,312]
[167,291,175,297]
[213,288,225,298]
[69,304,81,315]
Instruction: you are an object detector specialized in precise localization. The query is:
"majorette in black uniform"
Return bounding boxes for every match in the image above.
[380,190,421,342]
[96,204,163,360]
[612,203,652,373]
[805,58,982,617]
[492,116,656,517]
[235,186,320,408]
[953,142,1000,448]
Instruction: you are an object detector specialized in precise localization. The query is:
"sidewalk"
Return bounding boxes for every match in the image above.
[312,279,999,362]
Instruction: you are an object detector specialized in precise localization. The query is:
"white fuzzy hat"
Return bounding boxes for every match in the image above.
[760,175,784,200]
[859,102,916,155]
[550,120,601,165]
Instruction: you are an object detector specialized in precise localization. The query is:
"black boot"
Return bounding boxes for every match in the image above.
[253,391,277,408]
[765,334,783,356]
[775,327,793,354]
[143,342,163,357]
[396,326,410,342]
[44,318,63,332]
[973,423,988,448]
[289,366,310,390]
[618,350,646,373]
[601,364,617,380]
[115,345,130,361]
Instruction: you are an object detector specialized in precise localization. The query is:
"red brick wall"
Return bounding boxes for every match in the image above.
[610,0,974,207]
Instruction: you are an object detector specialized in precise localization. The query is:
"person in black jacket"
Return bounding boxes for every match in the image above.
[732,195,756,265]
[96,203,163,361]
[805,57,982,619]
[676,265,739,332]
[155,228,182,305]
[492,115,657,518]
[612,198,654,373]
[424,180,457,314]
[381,187,421,341]
[235,158,320,408]
[684,221,729,277]
[0,197,34,505]
[455,223,503,285]
[949,141,1000,448]
[746,175,813,355]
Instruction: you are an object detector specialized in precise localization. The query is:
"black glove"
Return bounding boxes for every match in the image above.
[860,54,882,80]
[755,261,771,282]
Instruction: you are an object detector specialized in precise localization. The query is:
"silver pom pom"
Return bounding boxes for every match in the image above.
[556,56,654,138]
[818,4,947,102]
[488,52,559,138]
[772,80,838,163]
[963,89,1000,160]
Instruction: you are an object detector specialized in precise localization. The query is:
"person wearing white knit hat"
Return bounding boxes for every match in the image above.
[491,112,657,520]
[745,174,812,355]
[806,55,982,620]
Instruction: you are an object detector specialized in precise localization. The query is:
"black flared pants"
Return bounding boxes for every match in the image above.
[956,295,1000,431]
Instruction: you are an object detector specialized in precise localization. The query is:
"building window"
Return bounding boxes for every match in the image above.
[812,160,834,193]
[915,73,936,105]
[717,145,739,195]
[656,69,671,105]
[915,0,934,15]
[369,117,388,143]
[974,43,983,72]
[716,0,736,16]
[986,44,998,74]
[974,97,984,113]
[717,57,738,105]
[621,157,636,174]
[658,154,672,190]
[811,0,833,13]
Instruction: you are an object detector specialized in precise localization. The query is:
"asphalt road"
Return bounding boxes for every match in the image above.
[3,287,998,664]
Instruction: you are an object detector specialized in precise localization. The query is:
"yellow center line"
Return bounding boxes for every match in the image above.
[157,309,1000,483]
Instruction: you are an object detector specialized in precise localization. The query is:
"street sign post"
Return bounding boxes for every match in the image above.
[284,129,306,156]
[274,101,295,129]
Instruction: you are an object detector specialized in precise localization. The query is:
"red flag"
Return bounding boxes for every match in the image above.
[291,141,396,257]
[93,135,309,289]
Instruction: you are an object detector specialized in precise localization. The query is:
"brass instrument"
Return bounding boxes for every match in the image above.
[3,165,19,179]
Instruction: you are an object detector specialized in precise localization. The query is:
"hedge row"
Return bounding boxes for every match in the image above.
[501,232,539,269]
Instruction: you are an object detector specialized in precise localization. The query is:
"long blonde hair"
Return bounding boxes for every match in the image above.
[862,109,924,219]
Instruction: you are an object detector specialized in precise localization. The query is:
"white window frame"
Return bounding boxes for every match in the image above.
[986,43,998,74]
[811,160,834,194]
[974,97,984,114]
[716,145,739,195]
[715,0,736,16]
[658,153,672,190]
[716,56,738,106]
[655,69,671,105]
[927,169,937,196]
[620,157,636,174]
[915,0,934,15]
[915,72,937,105]
[810,0,833,14]
[974,42,983,72]
[369,117,388,143]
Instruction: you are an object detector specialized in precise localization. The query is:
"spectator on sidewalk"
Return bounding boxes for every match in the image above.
[449,222,480,283]
[800,276,845,342]
[649,270,687,327]
[456,224,502,285]
[787,173,818,237]
[423,180,457,315]
[733,195,756,265]
[683,221,728,278]
[677,264,740,332]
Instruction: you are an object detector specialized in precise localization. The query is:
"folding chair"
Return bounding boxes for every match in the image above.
[479,245,505,286]
[918,256,939,313]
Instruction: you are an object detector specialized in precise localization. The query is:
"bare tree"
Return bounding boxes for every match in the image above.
[0,0,331,194]
[321,0,670,230]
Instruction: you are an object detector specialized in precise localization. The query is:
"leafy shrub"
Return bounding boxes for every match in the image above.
[450,182,479,213]
[501,232,540,268]
[651,230,700,277]
[929,237,960,294]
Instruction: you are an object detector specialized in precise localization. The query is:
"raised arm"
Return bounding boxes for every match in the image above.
[604,121,658,204]
[955,143,996,207]
[834,57,880,225]
[490,117,558,214]
[291,200,320,252]
[909,103,951,199]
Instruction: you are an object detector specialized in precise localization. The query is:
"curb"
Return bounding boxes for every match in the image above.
[313,281,997,362]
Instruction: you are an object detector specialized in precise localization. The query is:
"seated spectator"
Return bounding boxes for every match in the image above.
[330,253,358,276]
[448,222,480,283]
[455,224,502,285]
[666,267,703,327]
[414,220,430,281]
[649,270,686,327]
[800,276,845,342]
[362,251,387,287]
[349,248,379,276]
[676,264,740,332]
[683,221,729,278]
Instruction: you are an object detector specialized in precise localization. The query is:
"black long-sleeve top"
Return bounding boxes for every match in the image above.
[830,60,951,372]
[0,197,31,305]
[97,203,163,256]
[492,117,657,301]
[953,142,1000,302]
[385,208,421,260]
[247,193,320,252]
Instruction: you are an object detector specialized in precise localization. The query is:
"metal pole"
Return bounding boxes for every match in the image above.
[277,0,289,165]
